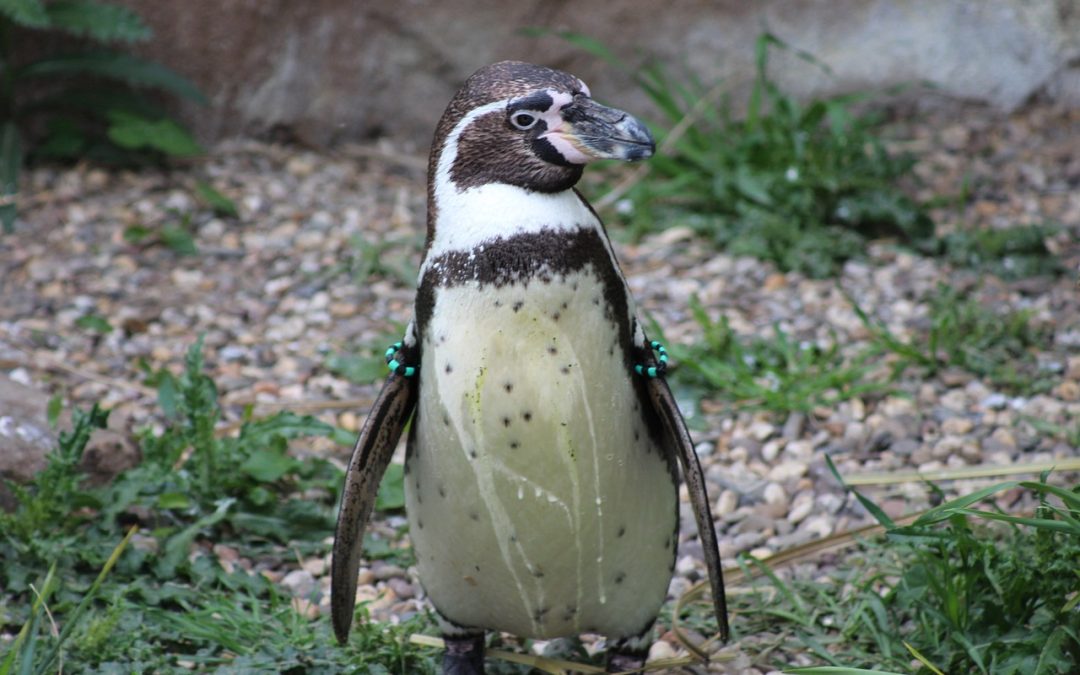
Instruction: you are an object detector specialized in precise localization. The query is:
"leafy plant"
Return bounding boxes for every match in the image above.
[706,468,1080,673]
[666,295,892,414]
[938,224,1063,280]
[555,30,934,277]
[0,338,439,672]
[0,0,206,231]
[855,283,1056,393]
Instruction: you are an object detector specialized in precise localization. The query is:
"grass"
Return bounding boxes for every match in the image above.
[0,338,432,673]
[693,470,1080,674]
[664,279,1056,417]
[562,31,935,277]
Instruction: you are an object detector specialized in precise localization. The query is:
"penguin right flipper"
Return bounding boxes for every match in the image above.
[331,369,418,644]
[643,373,730,644]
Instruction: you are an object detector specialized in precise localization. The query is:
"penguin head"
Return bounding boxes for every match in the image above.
[431,61,655,195]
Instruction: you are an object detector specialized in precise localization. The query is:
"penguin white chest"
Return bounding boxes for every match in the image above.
[405,268,677,640]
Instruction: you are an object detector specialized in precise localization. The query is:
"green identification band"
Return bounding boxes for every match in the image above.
[385,341,417,378]
[634,340,668,378]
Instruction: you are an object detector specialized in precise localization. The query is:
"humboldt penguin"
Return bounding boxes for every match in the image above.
[332,60,728,674]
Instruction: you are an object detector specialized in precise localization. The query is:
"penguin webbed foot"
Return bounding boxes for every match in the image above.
[441,634,485,675]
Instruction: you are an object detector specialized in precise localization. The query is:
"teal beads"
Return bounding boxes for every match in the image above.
[634,340,668,378]
[385,341,417,377]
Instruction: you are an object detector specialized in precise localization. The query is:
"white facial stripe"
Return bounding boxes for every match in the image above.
[423,96,602,284]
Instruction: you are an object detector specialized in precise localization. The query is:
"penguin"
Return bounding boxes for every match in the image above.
[331,61,728,674]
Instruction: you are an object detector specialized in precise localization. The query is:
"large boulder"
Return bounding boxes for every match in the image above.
[110,0,1080,146]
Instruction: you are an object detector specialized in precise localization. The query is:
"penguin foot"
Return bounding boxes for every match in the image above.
[441,634,485,675]
[606,650,647,673]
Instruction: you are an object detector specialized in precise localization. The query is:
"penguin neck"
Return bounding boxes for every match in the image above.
[420,182,599,284]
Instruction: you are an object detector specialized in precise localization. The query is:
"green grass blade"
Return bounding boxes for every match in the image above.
[903,641,945,675]
[911,482,1020,526]
[786,665,902,669]
[0,563,58,675]
[35,526,137,675]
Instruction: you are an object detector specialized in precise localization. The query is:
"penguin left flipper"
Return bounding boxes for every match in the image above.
[643,373,730,644]
[331,369,418,644]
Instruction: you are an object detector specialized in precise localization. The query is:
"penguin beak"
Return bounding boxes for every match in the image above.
[544,96,655,163]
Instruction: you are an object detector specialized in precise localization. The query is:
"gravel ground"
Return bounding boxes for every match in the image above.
[2,101,1079,672]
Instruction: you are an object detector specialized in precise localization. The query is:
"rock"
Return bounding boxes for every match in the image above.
[0,376,54,510]
[767,461,808,482]
[715,489,739,516]
[787,491,814,525]
[282,569,316,599]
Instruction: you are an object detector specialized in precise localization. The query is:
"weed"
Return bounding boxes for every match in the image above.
[938,224,1063,280]
[557,31,933,277]
[854,283,1056,393]
[699,470,1080,673]
[0,338,434,672]
[665,295,893,414]
[0,0,206,231]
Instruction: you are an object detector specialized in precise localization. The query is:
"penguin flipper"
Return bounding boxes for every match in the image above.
[643,375,730,643]
[331,371,418,644]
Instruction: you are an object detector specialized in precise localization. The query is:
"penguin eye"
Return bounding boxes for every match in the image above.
[509,111,539,131]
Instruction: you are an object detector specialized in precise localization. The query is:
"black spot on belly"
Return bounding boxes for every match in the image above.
[548,346,558,355]
[445,363,453,374]
[438,484,446,498]
[469,449,478,459]
[509,441,519,449]
[443,414,451,426]
[617,525,626,538]
[560,366,570,375]
[469,511,479,521]
[523,411,532,422]
[634,429,640,442]
[502,416,511,427]
[512,301,523,312]
[552,312,560,321]
[561,301,568,310]
[664,535,672,550]
[504,382,513,393]
[494,299,502,307]
[417,519,423,529]
[614,572,625,584]
[533,606,550,622]
[561,605,577,621]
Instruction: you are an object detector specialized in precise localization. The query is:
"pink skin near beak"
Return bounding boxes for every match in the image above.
[538,91,593,165]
